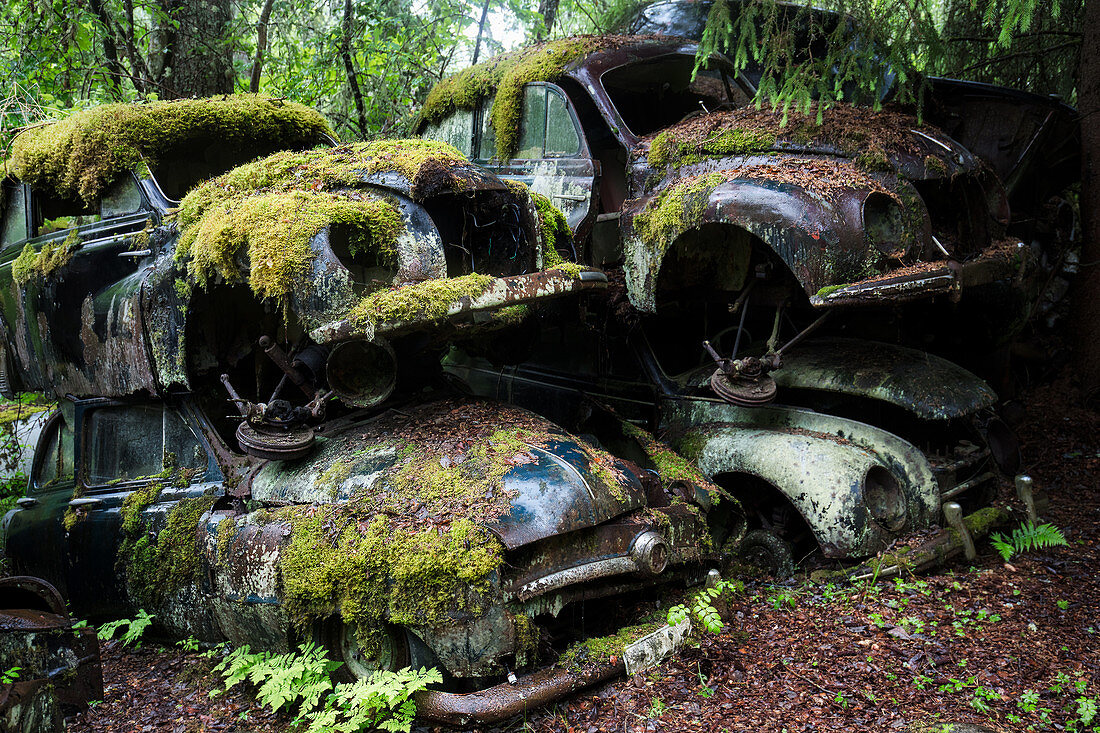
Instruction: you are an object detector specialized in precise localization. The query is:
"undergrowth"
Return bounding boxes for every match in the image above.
[990,521,1069,562]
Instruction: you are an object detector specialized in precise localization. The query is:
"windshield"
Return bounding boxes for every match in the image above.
[600,54,742,137]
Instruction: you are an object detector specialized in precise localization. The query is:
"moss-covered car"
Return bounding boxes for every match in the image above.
[0,96,727,724]
[417,34,1047,346]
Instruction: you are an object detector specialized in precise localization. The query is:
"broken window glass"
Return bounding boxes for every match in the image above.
[99,176,143,218]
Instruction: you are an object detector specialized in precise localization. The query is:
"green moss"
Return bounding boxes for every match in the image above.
[632,172,726,258]
[421,37,631,160]
[648,127,777,170]
[924,154,948,176]
[176,140,473,302]
[279,508,503,653]
[558,621,663,671]
[215,515,236,563]
[348,272,495,328]
[173,278,192,301]
[7,95,333,205]
[505,180,571,267]
[815,283,848,298]
[621,422,725,504]
[0,398,52,426]
[11,231,80,286]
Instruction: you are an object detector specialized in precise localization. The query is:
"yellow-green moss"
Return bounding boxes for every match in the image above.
[279,509,503,653]
[348,272,495,328]
[621,422,725,504]
[6,95,332,205]
[632,172,726,257]
[11,230,80,286]
[648,127,777,170]
[558,620,663,671]
[421,37,634,160]
[314,459,353,499]
[0,397,52,426]
[504,180,571,267]
[815,283,847,298]
[175,140,475,302]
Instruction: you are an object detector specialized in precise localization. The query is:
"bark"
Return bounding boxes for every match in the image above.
[340,0,368,136]
[1075,0,1100,400]
[536,0,560,41]
[158,0,235,97]
[86,0,124,95]
[249,0,276,93]
[471,0,491,65]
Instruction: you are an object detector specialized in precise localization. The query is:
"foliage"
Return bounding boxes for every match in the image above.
[1,666,20,684]
[667,579,742,634]
[0,394,53,518]
[97,609,155,648]
[989,521,1069,561]
[211,641,441,732]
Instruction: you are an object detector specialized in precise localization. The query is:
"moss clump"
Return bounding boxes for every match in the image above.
[314,459,353,499]
[621,422,727,504]
[176,140,474,302]
[632,172,725,257]
[279,509,503,653]
[421,36,637,160]
[348,272,494,328]
[6,95,332,206]
[0,397,52,426]
[648,127,777,170]
[815,283,848,298]
[558,621,663,671]
[11,229,81,286]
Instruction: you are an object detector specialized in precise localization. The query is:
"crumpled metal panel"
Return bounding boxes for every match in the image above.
[663,399,938,557]
[773,338,998,421]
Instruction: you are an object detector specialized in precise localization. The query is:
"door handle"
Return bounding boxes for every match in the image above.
[118,249,152,258]
[68,497,103,508]
[16,497,38,508]
[551,193,587,202]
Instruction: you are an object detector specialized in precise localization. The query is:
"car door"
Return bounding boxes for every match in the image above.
[0,173,160,397]
[63,400,222,618]
[476,84,600,244]
[2,405,76,595]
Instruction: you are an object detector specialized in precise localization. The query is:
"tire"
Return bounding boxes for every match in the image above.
[319,622,410,681]
[735,529,795,579]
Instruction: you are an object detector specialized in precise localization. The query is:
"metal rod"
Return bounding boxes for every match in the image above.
[777,310,832,355]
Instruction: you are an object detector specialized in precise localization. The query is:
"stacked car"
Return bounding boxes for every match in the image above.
[0,10,1075,721]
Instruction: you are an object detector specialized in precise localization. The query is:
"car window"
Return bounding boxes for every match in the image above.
[515,86,582,160]
[33,414,74,490]
[98,176,143,218]
[85,405,208,486]
[545,89,581,156]
[32,188,101,237]
[478,98,497,160]
[420,109,474,157]
[1,182,29,248]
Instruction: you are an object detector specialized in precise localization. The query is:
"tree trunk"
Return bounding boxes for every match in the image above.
[1075,0,1100,402]
[471,0,491,65]
[86,0,124,96]
[159,0,235,97]
[250,0,276,93]
[340,0,368,137]
[536,0,559,40]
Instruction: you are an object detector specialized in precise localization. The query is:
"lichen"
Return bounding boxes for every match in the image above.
[420,36,641,160]
[175,140,472,302]
[348,272,495,328]
[6,95,333,205]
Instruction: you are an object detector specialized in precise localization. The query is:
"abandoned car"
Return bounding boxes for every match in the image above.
[0,575,101,733]
[447,295,1021,570]
[417,35,1038,320]
[0,96,736,723]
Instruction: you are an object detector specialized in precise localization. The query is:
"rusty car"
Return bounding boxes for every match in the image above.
[0,575,101,733]
[0,95,741,724]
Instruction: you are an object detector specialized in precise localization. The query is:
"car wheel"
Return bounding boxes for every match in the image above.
[324,623,410,680]
[736,529,795,579]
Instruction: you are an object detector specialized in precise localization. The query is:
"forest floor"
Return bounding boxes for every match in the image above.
[67,374,1100,733]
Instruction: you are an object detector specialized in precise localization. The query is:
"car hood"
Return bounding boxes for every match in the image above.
[635,106,979,185]
[247,400,648,550]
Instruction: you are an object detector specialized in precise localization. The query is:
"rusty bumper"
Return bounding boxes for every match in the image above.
[416,659,624,726]
[810,242,1032,307]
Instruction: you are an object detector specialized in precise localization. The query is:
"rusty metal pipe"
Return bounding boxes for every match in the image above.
[416,660,624,726]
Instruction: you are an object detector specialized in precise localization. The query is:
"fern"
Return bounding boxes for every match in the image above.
[304,667,443,733]
[96,609,155,649]
[989,522,1068,562]
[666,580,742,634]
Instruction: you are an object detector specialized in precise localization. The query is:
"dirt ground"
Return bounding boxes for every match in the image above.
[68,375,1100,733]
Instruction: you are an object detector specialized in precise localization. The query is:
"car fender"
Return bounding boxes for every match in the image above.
[662,397,939,557]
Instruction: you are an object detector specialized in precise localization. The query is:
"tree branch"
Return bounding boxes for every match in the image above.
[250,0,276,93]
